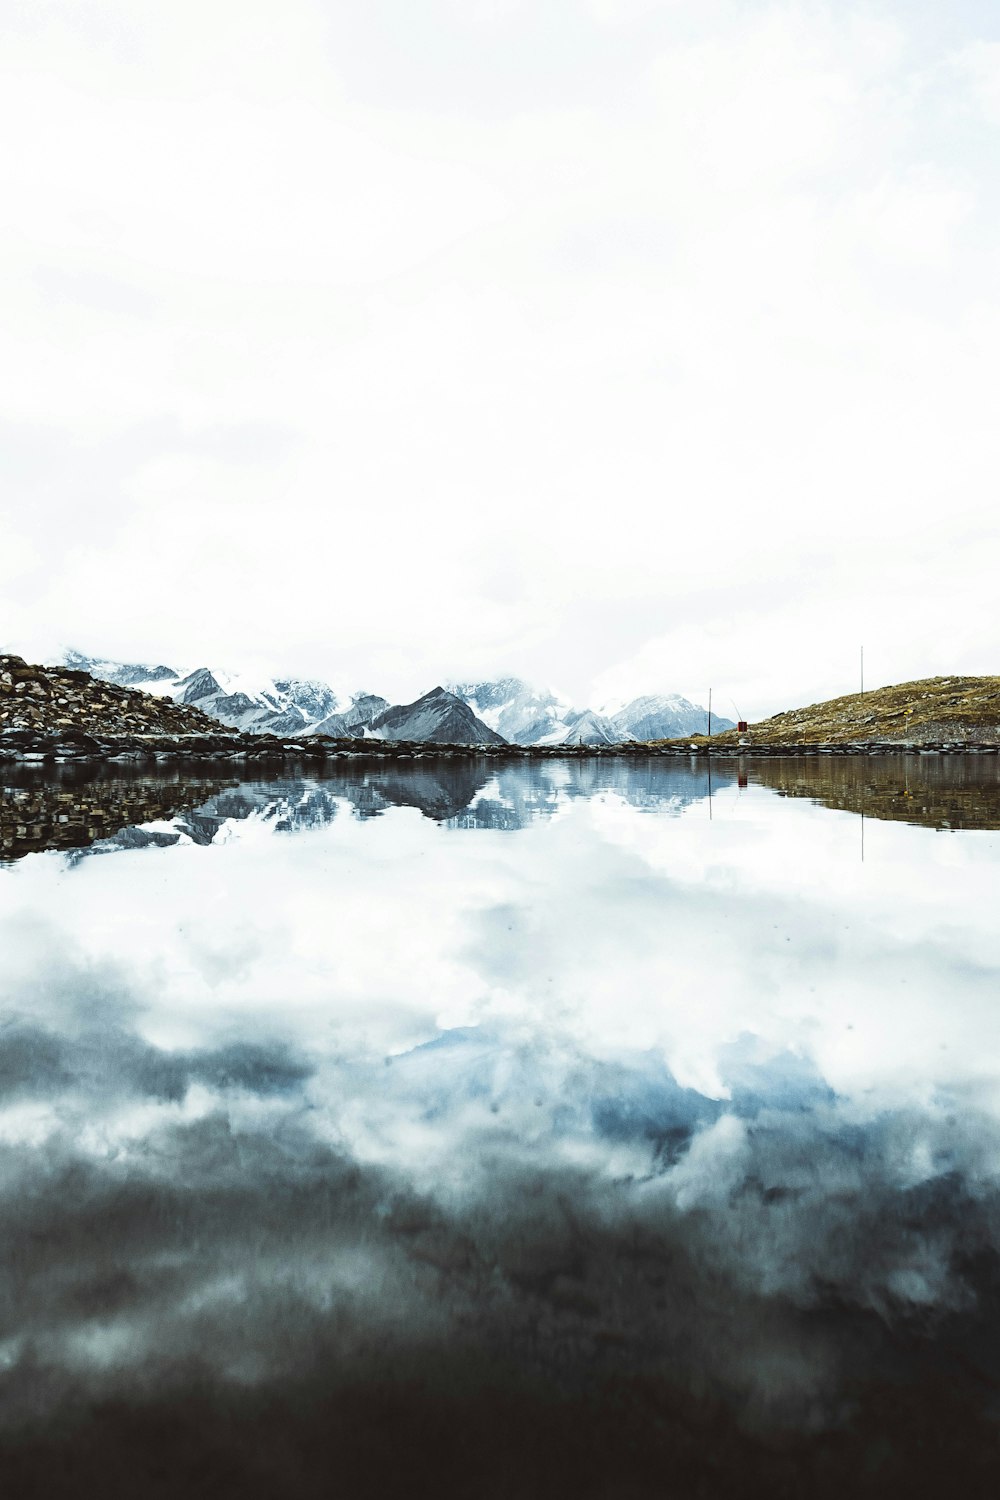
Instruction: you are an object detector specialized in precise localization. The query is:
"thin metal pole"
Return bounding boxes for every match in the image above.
[860,646,864,703]
[708,687,712,739]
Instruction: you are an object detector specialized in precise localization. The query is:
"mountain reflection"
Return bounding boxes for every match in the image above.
[447,757,722,828]
[3,758,728,860]
[6,755,1000,863]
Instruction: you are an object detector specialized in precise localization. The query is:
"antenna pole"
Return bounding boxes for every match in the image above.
[860,646,864,703]
[707,687,712,739]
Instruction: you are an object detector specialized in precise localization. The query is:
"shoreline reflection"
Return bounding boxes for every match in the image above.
[5,753,1000,865]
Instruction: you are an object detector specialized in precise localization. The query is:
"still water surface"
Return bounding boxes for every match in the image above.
[1,756,1000,1497]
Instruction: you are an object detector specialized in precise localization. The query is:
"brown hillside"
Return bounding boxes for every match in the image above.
[672,676,1000,747]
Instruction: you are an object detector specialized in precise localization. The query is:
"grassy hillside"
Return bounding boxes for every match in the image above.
[667,676,1000,747]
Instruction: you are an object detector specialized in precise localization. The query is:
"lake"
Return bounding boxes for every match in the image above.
[1,754,999,1497]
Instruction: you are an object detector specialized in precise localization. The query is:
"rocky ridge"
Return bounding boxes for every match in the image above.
[1,654,223,740]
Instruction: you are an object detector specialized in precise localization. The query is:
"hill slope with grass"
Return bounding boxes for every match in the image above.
[674,677,1000,747]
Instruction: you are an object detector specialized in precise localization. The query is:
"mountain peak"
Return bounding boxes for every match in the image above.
[372,688,506,746]
[609,694,734,741]
[448,677,574,745]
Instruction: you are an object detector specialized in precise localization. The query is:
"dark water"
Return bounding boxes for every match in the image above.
[2,755,1000,1497]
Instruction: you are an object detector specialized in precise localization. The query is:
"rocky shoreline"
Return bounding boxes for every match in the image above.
[3,726,1000,765]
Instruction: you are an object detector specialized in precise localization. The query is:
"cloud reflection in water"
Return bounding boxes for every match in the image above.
[1,758,1000,1495]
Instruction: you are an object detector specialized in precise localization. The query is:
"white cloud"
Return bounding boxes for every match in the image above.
[952,38,1000,125]
[3,1,1000,711]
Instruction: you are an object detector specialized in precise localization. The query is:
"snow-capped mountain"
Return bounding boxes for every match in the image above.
[371,687,506,746]
[169,666,351,735]
[538,709,631,746]
[306,694,390,738]
[53,651,370,737]
[53,653,726,745]
[605,694,734,740]
[449,680,725,744]
[446,678,575,746]
[59,649,179,691]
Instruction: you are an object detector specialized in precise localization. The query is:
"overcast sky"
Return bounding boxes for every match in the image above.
[2,0,999,715]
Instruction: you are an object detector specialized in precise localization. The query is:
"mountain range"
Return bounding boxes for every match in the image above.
[53,652,731,745]
[447,678,732,743]
[56,650,384,738]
